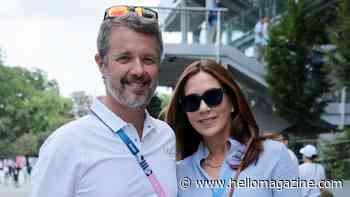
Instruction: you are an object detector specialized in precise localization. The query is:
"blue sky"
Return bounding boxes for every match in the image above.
[0,0,171,97]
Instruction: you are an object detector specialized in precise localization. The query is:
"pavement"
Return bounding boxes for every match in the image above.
[0,183,30,197]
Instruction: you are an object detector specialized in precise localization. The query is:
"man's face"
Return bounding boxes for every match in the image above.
[98,26,160,108]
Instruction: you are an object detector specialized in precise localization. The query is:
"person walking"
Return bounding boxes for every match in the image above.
[299,144,326,197]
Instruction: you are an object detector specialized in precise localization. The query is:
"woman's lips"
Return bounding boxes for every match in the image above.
[198,116,217,124]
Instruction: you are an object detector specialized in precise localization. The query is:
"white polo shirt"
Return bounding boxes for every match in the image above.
[30,98,177,197]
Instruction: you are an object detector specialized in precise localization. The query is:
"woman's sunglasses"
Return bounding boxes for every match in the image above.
[103,5,158,22]
[180,88,225,112]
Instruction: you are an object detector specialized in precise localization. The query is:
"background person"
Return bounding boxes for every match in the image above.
[30,5,177,197]
[254,16,270,62]
[261,132,299,167]
[166,59,300,197]
[207,0,222,44]
[299,144,327,197]
[0,159,4,184]
[280,131,299,166]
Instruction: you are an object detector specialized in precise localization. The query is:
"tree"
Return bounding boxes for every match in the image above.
[21,90,74,135]
[0,63,74,157]
[158,91,172,120]
[70,91,92,118]
[12,133,38,156]
[147,95,162,118]
[266,0,331,126]
[328,0,350,88]
[320,127,350,179]
[0,49,3,65]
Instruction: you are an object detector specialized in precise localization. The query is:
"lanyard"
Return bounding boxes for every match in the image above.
[90,109,167,197]
[212,138,252,197]
[212,166,234,197]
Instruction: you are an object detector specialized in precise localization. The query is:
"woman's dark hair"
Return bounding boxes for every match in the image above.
[166,59,264,170]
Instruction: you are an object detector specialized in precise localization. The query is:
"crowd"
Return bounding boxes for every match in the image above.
[0,156,36,188]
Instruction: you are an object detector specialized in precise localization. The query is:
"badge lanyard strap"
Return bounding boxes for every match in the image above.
[227,137,254,197]
[90,109,167,197]
[212,166,234,197]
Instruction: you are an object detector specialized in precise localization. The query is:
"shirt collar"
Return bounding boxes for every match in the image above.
[192,138,246,167]
[89,98,128,132]
[142,110,158,138]
[89,98,158,137]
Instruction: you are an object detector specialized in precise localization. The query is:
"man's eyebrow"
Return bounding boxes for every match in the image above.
[144,54,159,58]
[111,52,130,57]
[111,52,160,61]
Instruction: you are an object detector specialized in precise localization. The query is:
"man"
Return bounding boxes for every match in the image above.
[263,131,299,167]
[280,131,299,166]
[30,6,177,197]
[254,16,269,62]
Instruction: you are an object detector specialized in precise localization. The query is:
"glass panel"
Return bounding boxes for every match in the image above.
[157,7,228,45]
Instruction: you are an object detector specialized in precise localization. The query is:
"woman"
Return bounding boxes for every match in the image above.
[299,144,328,197]
[166,60,300,197]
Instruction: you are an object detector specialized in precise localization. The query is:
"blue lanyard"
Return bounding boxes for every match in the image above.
[90,109,167,197]
[212,165,235,197]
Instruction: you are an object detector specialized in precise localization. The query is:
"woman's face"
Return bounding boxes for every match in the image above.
[183,71,233,138]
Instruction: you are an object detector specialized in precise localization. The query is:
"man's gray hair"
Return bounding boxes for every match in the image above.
[96,14,163,62]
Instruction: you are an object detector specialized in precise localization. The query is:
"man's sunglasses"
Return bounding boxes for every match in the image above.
[180,88,225,112]
[103,5,158,21]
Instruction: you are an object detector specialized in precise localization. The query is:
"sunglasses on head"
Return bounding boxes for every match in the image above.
[103,5,158,22]
[180,88,225,112]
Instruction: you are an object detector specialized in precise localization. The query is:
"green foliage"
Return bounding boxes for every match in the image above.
[266,0,331,124]
[0,49,3,65]
[0,60,74,157]
[12,133,38,156]
[70,91,92,118]
[328,0,350,87]
[146,91,173,120]
[320,130,350,179]
[21,90,74,134]
[147,95,162,118]
[158,92,172,109]
[158,92,172,120]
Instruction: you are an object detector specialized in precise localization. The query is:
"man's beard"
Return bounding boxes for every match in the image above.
[103,71,158,109]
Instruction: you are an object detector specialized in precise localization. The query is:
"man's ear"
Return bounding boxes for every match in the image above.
[95,53,105,71]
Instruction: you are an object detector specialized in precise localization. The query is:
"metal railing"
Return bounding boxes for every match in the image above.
[153,0,288,56]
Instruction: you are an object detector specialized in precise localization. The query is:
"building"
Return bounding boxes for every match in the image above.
[154,0,349,133]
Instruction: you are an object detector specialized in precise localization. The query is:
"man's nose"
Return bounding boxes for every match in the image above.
[130,58,145,76]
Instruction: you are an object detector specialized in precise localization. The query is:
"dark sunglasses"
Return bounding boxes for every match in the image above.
[103,5,158,22]
[180,88,225,112]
